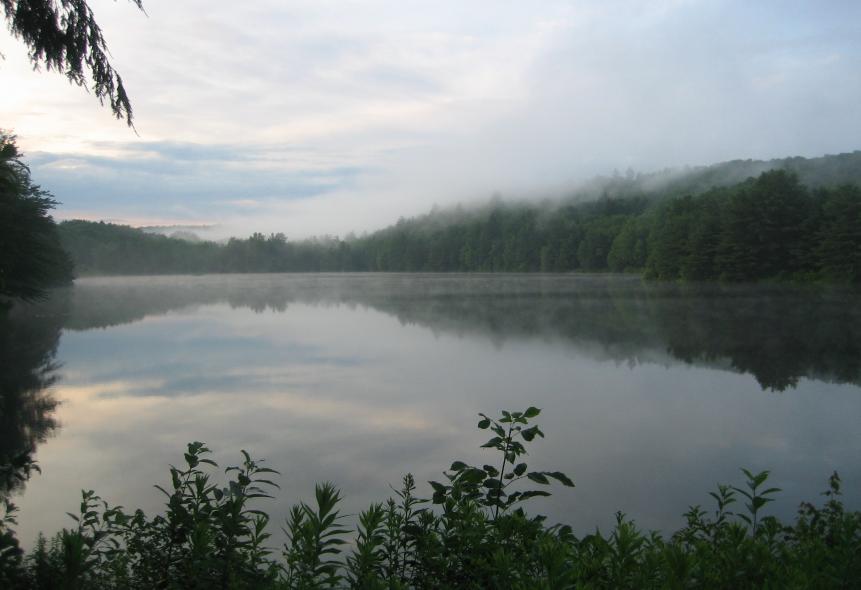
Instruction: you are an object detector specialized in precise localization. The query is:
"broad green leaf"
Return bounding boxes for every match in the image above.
[527,472,550,485]
[546,471,575,487]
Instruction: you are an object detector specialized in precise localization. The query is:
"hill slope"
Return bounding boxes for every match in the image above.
[58,151,861,281]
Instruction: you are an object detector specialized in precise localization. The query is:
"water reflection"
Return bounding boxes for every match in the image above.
[54,275,861,391]
[0,293,67,498]
[7,275,861,549]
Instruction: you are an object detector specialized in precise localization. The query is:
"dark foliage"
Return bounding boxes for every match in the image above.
[0,408,859,588]
[1,0,144,126]
[0,132,73,302]
[59,168,861,284]
[643,172,858,283]
[0,298,65,498]
[0,290,66,580]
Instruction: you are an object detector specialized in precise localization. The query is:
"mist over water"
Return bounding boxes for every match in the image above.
[7,274,861,548]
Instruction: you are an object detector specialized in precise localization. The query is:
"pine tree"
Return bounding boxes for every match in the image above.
[0,133,74,302]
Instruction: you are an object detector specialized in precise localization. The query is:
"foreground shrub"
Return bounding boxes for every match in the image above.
[0,408,858,589]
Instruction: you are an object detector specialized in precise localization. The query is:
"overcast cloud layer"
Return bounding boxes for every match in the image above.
[2,0,860,238]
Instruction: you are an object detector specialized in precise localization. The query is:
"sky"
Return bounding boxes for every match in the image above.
[2,0,861,239]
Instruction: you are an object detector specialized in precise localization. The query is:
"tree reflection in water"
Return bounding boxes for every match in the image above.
[0,276,858,486]
[0,291,68,499]
[51,276,861,392]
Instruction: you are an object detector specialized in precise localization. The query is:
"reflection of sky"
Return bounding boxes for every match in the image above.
[15,278,861,550]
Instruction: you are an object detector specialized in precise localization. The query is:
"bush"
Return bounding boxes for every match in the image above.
[0,408,858,588]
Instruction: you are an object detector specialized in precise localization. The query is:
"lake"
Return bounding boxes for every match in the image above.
[4,273,861,548]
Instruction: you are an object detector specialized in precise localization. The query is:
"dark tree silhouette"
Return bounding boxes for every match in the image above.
[0,291,67,499]
[0,132,73,301]
[1,0,144,126]
[0,130,72,305]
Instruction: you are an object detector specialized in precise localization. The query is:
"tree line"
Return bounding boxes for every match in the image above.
[58,169,861,282]
[5,132,861,297]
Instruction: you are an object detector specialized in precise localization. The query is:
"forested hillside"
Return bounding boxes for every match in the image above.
[582,150,861,200]
[57,152,861,282]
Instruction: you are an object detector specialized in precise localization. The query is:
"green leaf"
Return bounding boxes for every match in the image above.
[733,486,753,501]
[450,461,468,472]
[522,426,539,441]
[524,407,541,418]
[527,472,550,485]
[753,471,770,487]
[753,497,773,509]
[513,463,527,476]
[477,418,491,429]
[461,468,487,485]
[481,437,503,448]
[519,490,551,500]
[546,471,575,487]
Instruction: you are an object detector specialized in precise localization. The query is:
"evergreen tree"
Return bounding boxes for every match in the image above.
[646,196,697,279]
[715,171,811,281]
[680,193,722,280]
[2,0,144,126]
[714,183,763,281]
[0,133,73,302]
[816,185,861,282]
[577,215,627,271]
[608,216,649,271]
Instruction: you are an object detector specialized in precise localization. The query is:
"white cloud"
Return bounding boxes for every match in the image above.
[2,0,860,237]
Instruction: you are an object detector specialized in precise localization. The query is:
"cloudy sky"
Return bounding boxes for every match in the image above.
[2,0,860,238]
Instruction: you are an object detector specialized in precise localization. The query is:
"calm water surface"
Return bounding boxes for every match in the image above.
[5,274,861,547]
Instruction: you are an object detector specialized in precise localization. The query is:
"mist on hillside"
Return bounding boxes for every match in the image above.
[134,150,861,243]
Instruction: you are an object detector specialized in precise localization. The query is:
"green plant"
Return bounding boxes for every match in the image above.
[282,482,349,589]
[0,408,858,589]
[733,468,781,534]
[430,407,574,518]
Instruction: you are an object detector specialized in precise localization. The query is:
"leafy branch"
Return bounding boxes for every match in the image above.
[430,407,574,519]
